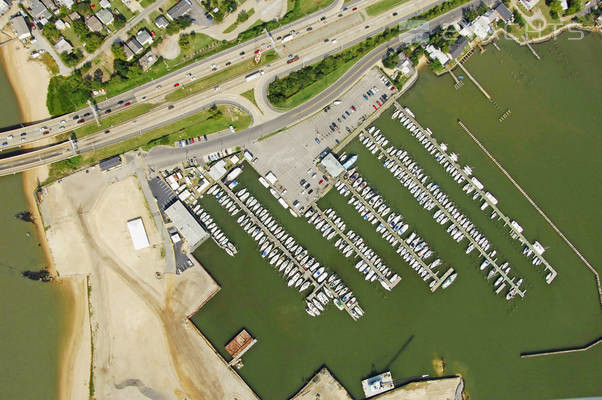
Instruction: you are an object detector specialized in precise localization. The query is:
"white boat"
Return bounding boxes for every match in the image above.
[441,272,457,289]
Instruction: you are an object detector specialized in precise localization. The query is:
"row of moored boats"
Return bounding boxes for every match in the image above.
[192,202,237,256]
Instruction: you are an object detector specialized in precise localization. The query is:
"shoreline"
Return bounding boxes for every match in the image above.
[0,41,51,123]
[22,166,88,400]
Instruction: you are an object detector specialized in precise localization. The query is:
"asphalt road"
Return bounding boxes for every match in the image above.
[0,0,480,174]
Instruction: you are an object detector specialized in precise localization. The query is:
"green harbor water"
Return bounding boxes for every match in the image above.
[0,64,66,399]
[191,33,602,400]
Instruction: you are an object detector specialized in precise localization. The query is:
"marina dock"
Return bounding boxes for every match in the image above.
[311,205,401,290]
[211,176,363,320]
[364,128,526,297]
[341,173,451,292]
[396,106,557,285]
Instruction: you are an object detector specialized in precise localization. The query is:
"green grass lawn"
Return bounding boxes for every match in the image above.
[165,33,220,67]
[71,103,156,138]
[240,89,260,111]
[286,0,333,16]
[270,57,357,109]
[166,50,278,102]
[366,0,409,16]
[46,105,252,182]
[139,0,156,8]
[223,8,255,34]
[110,0,135,19]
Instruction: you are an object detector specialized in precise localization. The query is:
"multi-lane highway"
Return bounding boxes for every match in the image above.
[0,0,476,175]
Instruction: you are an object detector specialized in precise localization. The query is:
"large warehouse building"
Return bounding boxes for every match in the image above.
[164,200,208,249]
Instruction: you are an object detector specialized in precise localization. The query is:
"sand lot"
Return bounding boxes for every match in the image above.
[42,168,258,400]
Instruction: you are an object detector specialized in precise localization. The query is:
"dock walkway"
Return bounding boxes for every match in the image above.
[396,105,557,285]
[311,205,400,290]
[211,177,362,319]
[341,172,452,292]
[364,128,526,297]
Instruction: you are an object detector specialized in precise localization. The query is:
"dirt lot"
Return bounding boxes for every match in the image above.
[42,167,258,400]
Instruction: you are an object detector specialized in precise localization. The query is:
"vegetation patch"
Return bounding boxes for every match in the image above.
[46,106,251,182]
[71,103,156,138]
[410,0,473,21]
[241,89,260,111]
[223,8,255,33]
[166,50,277,102]
[366,0,408,16]
[267,26,403,108]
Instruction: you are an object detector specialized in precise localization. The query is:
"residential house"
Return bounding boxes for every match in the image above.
[154,15,169,29]
[395,59,413,75]
[54,37,73,53]
[520,0,540,10]
[136,28,152,46]
[559,0,568,10]
[494,3,514,23]
[96,8,114,25]
[0,0,11,16]
[126,37,143,54]
[99,0,111,8]
[68,11,80,21]
[425,44,450,66]
[40,0,57,13]
[29,0,52,20]
[54,19,66,30]
[85,14,103,32]
[138,52,157,71]
[11,15,31,40]
[166,0,191,21]
[448,36,468,59]
[59,0,73,8]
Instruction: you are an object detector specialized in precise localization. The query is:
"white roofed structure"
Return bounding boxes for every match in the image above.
[127,218,150,250]
[164,200,208,249]
[208,160,227,180]
[265,171,278,184]
[321,153,345,178]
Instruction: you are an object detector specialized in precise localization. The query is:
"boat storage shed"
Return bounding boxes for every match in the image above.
[164,200,208,249]
[127,218,150,250]
[321,153,345,178]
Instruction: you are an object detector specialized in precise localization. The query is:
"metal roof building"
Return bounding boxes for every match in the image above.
[321,153,345,178]
[164,200,208,249]
[85,15,103,32]
[99,155,121,171]
[11,15,31,40]
[29,0,51,19]
[166,0,191,21]
[127,218,150,250]
[96,8,114,25]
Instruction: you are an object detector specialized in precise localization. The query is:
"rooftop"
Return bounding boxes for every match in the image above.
[321,153,345,178]
[166,0,191,20]
[99,155,121,171]
[225,329,257,360]
[127,218,150,250]
[164,200,208,249]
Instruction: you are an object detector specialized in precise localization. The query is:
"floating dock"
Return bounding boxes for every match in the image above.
[211,176,363,320]
[396,107,557,285]
[341,172,451,292]
[311,205,401,290]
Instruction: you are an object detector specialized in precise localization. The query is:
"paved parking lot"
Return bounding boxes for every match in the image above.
[247,68,394,211]
[148,176,176,212]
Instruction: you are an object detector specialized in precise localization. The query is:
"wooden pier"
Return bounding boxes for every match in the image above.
[211,177,362,320]
[341,171,452,292]
[365,128,523,295]
[526,42,541,60]
[311,205,401,290]
[456,61,492,100]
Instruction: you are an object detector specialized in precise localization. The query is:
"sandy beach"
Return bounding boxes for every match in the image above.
[0,41,51,122]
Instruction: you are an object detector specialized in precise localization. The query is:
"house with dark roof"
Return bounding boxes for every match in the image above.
[85,14,103,32]
[166,0,191,21]
[448,36,468,59]
[29,0,51,20]
[494,3,513,23]
[155,15,169,29]
[99,155,121,172]
[126,37,143,54]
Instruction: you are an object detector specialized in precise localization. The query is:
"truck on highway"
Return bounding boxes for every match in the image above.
[245,70,264,82]
[282,34,293,43]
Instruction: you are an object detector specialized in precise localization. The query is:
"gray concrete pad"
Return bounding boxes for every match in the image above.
[247,68,393,212]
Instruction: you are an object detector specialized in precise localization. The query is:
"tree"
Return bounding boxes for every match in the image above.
[111,42,126,60]
[113,13,126,29]
[72,19,88,37]
[513,9,526,27]
[179,33,192,52]
[93,68,103,82]
[382,51,399,69]
[113,59,130,78]
[42,23,61,43]
[83,32,104,53]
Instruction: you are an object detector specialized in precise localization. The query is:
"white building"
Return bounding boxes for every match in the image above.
[164,200,208,249]
[425,44,449,66]
[520,0,540,10]
[0,0,11,16]
[127,218,150,250]
[208,159,227,180]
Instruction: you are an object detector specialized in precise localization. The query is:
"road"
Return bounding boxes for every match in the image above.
[0,0,479,174]
[0,0,423,147]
